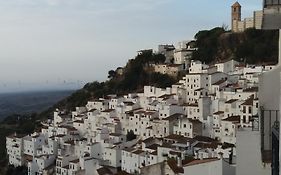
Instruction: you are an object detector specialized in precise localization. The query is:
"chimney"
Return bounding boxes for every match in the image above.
[177,156,182,167]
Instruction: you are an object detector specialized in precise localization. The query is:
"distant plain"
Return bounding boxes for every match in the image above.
[0,90,74,121]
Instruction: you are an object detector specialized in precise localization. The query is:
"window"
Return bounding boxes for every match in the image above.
[248,107,252,114]
[243,106,246,113]
[183,124,187,128]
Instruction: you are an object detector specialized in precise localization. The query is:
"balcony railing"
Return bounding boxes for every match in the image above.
[260,108,280,165]
[260,108,279,152]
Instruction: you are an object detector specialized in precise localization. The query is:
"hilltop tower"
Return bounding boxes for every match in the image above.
[231,2,242,32]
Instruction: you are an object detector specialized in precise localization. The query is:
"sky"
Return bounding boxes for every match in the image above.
[0,0,262,93]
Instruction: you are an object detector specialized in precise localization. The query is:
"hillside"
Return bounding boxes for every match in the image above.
[193,27,279,64]
[0,51,181,174]
[0,27,280,174]
[41,28,279,117]
[50,50,178,112]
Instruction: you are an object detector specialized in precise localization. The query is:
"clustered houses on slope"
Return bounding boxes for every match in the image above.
[153,41,196,77]
[6,56,275,175]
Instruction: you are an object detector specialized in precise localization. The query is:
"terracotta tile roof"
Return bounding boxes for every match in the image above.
[88,108,97,112]
[60,125,77,131]
[160,142,174,148]
[151,151,158,155]
[115,171,133,175]
[43,163,55,170]
[132,149,145,155]
[187,118,202,124]
[97,167,113,175]
[23,154,33,162]
[213,111,224,115]
[125,108,143,114]
[221,142,235,149]
[222,116,240,123]
[241,96,254,106]
[232,1,241,7]
[184,158,220,167]
[123,147,135,152]
[194,88,205,91]
[146,144,160,150]
[109,133,123,137]
[194,142,218,149]
[69,159,79,163]
[167,159,184,174]
[212,79,226,85]
[193,136,216,143]
[169,150,181,156]
[101,109,115,113]
[243,87,258,92]
[143,137,162,143]
[163,113,184,121]
[62,165,69,169]
[64,140,75,145]
[164,134,185,140]
[225,99,238,104]
[73,120,84,124]
[186,73,207,75]
[123,102,135,106]
[158,94,174,99]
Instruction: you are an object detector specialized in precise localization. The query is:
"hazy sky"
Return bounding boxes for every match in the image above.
[0,0,262,92]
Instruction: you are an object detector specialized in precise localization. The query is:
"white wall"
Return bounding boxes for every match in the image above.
[236,128,271,175]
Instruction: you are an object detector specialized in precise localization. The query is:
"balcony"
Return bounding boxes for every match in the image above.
[260,108,279,166]
[272,120,279,139]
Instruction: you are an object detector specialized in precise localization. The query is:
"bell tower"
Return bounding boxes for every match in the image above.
[231,2,241,32]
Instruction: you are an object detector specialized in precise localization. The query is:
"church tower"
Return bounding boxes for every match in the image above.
[231,2,241,32]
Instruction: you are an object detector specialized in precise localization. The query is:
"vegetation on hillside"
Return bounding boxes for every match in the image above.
[0,51,178,173]
[0,27,279,174]
[193,27,279,64]
[0,113,39,175]
[51,50,177,112]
